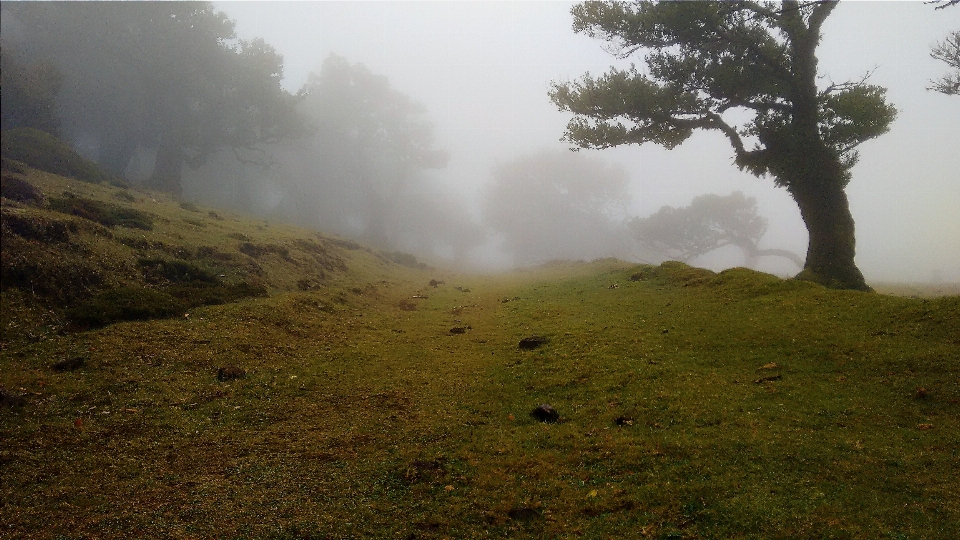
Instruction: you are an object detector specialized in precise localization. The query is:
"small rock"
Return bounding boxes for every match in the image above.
[614,415,634,427]
[51,357,86,372]
[530,403,559,423]
[518,336,549,350]
[449,327,468,335]
[754,374,782,384]
[217,366,246,382]
[914,387,929,400]
[429,279,444,287]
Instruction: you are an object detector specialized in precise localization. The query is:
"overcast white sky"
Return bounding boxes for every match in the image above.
[217,1,959,282]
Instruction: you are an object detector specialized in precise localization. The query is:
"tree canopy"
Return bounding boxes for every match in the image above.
[0,42,62,136]
[550,1,897,290]
[279,54,450,248]
[2,2,300,195]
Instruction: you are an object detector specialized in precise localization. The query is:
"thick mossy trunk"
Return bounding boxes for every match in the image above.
[791,180,870,291]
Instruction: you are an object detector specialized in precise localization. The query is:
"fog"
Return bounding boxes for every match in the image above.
[5,2,957,282]
[213,1,958,282]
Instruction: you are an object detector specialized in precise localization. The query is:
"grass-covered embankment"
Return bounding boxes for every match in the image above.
[2,153,958,538]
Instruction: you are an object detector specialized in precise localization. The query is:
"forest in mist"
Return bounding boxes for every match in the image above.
[2,1,957,280]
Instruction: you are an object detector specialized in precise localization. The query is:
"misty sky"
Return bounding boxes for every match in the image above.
[216,1,959,282]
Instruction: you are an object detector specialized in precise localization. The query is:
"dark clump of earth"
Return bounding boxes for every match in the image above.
[0,387,27,408]
[530,403,559,423]
[518,336,549,350]
[217,366,246,382]
[51,357,86,372]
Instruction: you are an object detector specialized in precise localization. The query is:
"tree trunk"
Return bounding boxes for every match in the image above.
[790,179,870,291]
[148,133,183,197]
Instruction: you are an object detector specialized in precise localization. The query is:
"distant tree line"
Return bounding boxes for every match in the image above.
[2,2,301,196]
[1,2,483,261]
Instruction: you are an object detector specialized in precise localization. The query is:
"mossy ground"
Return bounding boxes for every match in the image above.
[2,166,958,539]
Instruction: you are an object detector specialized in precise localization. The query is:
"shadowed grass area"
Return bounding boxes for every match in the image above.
[1,164,958,539]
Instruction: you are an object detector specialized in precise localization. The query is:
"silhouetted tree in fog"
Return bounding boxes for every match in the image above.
[550,1,897,290]
[2,2,300,196]
[630,191,803,268]
[290,54,449,247]
[482,150,632,266]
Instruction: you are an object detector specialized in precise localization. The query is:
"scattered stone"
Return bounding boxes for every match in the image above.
[915,387,929,400]
[518,336,549,350]
[454,286,471,293]
[51,357,86,372]
[530,403,559,423]
[217,366,246,382]
[449,327,469,335]
[759,362,779,370]
[614,415,634,427]
[0,387,26,408]
[754,374,782,384]
[429,279,444,287]
[918,423,934,430]
[608,283,619,289]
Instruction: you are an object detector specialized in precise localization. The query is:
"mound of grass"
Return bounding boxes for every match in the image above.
[385,250,428,269]
[1,162,45,204]
[65,286,187,328]
[48,193,153,230]
[0,128,117,185]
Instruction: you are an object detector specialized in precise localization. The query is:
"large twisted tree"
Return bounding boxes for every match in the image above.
[550,1,897,290]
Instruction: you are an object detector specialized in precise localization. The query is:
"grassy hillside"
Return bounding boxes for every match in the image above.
[2,154,959,539]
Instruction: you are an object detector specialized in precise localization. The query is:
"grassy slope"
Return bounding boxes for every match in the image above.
[1,166,958,539]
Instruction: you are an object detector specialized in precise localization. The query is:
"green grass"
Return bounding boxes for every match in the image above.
[1,163,958,539]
